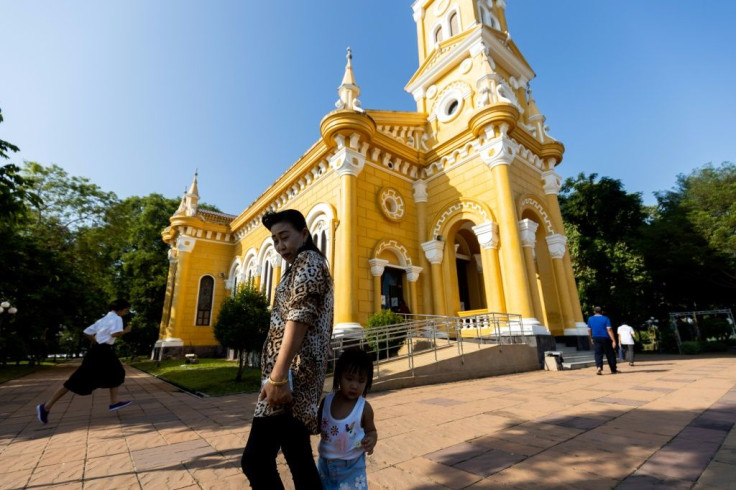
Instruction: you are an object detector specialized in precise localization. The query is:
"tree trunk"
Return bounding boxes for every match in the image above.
[236,348,244,382]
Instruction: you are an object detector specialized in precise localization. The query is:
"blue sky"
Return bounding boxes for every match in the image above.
[1,1,735,214]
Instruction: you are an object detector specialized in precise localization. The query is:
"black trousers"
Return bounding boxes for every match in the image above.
[241,414,322,490]
[593,337,618,372]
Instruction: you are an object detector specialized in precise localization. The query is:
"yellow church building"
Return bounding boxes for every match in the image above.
[157,0,587,357]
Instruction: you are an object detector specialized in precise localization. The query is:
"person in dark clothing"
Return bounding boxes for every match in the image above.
[587,306,618,375]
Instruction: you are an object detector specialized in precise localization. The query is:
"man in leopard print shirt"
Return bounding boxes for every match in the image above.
[242,209,334,490]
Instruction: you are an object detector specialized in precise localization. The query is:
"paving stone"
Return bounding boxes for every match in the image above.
[3,355,736,489]
[425,441,488,466]
[453,448,525,477]
[696,460,736,488]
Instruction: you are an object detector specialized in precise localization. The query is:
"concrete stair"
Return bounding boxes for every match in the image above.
[553,343,596,370]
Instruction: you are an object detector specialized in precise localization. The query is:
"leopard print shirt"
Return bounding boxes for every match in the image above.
[254,249,334,434]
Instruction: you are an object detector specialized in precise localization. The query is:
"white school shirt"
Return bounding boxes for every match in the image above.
[83,311,123,345]
[617,324,636,345]
[318,392,366,460]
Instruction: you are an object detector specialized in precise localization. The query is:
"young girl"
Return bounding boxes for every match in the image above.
[318,348,377,490]
[36,299,133,424]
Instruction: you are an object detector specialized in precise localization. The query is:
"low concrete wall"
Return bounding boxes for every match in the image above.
[371,343,540,392]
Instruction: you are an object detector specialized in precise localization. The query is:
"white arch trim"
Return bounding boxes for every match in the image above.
[374,239,412,268]
[432,200,491,238]
[520,197,554,234]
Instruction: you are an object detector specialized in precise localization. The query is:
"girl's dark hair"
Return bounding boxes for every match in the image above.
[333,348,373,395]
[108,299,131,311]
[262,209,324,257]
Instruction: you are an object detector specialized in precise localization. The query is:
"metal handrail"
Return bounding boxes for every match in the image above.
[329,311,529,380]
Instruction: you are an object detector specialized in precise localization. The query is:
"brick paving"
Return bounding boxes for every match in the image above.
[1,354,735,489]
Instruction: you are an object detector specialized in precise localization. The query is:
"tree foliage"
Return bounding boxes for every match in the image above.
[559,173,650,323]
[213,283,270,381]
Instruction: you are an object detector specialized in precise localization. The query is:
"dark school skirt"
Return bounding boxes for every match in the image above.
[64,344,125,395]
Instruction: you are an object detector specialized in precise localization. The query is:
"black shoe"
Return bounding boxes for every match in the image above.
[36,403,49,424]
[109,401,132,411]
[596,368,602,375]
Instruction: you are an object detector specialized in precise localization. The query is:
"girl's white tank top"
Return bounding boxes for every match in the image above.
[318,392,366,460]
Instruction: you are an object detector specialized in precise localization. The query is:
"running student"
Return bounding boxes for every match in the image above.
[36,299,133,424]
[317,348,378,490]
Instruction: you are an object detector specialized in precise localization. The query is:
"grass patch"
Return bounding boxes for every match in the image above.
[0,361,58,384]
[129,358,261,396]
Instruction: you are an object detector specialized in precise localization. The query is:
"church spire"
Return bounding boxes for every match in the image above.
[174,171,200,217]
[187,170,199,197]
[335,47,363,112]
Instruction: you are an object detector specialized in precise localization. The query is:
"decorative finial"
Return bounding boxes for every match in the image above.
[336,46,363,112]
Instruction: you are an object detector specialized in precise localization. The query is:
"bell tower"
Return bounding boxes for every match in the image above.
[407,0,557,146]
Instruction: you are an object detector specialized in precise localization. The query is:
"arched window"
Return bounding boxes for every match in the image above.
[262,258,273,303]
[433,25,443,45]
[319,230,327,256]
[448,12,459,37]
[196,276,215,326]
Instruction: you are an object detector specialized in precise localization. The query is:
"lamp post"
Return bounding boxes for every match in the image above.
[0,301,18,366]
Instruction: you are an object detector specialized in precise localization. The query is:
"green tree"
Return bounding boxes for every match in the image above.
[213,283,270,381]
[559,173,651,324]
[640,163,735,315]
[100,194,180,356]
[0,109,20,160]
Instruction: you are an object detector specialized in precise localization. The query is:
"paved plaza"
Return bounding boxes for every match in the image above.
[1,354,735,489]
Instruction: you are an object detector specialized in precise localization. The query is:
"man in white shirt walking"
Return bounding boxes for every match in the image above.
[617,323,637,366]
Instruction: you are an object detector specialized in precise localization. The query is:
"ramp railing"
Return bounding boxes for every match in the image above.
[329,311,527,379]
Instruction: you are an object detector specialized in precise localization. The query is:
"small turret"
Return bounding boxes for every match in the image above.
[179,171,199,217]
[335,47,363,112]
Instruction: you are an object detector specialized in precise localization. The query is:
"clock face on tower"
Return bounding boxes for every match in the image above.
[378,187,405,222]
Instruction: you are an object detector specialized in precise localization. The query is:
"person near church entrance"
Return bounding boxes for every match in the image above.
[587,306,618,375]
[36,299,133,424]
[241,209,334,489]
[617,322,637,366]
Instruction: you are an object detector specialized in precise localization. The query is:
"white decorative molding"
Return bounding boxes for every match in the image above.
[519,197,554,234]
[379,187,406,222]
[546,233,567,259]
[406,265,423,282]
[368,258,389,277]
[432,200,490,238]
[375,239,412,267]
[472,221,499,250]
[413,179,428,203]
[422,240,445,265]
[176,235,196,253]
[542,170,562,195]
[426,85,437,99]
[434,0,450,15]
[376,124,423,150]
[252,264,262,278]
[479,134,518,169]
[519,219,539,248]
[329,146,365,177]
[459,58,473,74]
[412,4,424,22]
[269,253,283,269]
[430,81,473,122]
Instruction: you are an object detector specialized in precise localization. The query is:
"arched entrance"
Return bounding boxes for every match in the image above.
[449,221,487,313]
[381,266,408,313]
